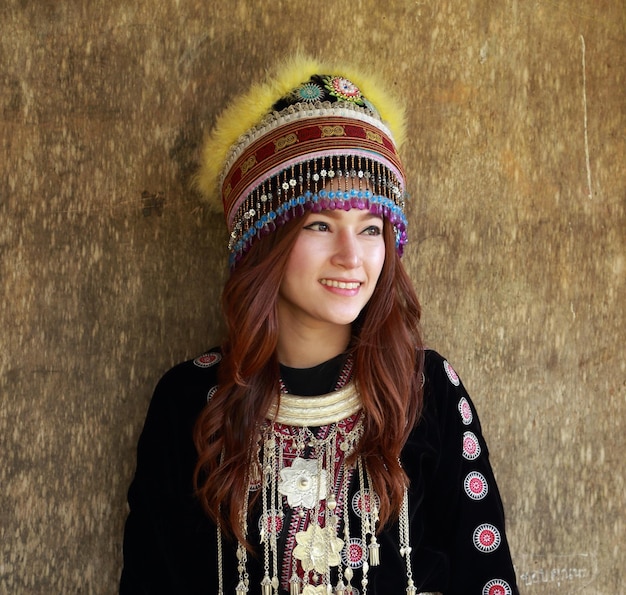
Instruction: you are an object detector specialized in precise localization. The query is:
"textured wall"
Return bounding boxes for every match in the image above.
[1,1,624,593]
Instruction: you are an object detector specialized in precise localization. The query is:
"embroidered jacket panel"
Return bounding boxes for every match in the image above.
[120,349,519,594]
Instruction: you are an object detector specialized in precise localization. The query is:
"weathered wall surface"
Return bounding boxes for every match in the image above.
[1,1,624,592]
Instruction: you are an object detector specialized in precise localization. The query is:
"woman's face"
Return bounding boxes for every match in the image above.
[277,208,386,338]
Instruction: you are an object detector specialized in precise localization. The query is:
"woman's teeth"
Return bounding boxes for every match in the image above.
[320,280,360,289]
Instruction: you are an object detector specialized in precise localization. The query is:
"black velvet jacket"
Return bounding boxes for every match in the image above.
[121,350,519,594]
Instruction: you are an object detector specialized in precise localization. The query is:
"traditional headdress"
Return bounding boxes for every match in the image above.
[196,55,409,268]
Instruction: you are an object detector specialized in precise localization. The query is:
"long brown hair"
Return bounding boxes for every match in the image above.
[193,214,424,545]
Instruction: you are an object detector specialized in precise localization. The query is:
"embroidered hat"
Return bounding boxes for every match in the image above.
[196,55,409,268]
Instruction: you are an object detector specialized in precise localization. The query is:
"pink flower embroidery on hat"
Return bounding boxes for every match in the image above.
[326,76,363,102]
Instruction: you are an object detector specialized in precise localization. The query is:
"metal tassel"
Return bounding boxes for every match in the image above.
[406,578,417,594]
[261,574,272,595]
[289,573,300,595]
[368,535,380,566]
[235,580,248,594]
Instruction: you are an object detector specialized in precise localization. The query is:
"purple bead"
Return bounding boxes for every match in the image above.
[342,201,351,211]
[350,197,359,208]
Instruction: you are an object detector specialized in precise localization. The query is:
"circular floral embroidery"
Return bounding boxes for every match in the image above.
[443,359,460,386]
[458,397,473,425]
[464,471,489,500]
[324,76,364,104]
[351,489,381,518]
[482,579,513,595]
[278,458,328,509]
[193,352,221,368]
[295,82,325,103]
[341,538,367,568]
[206,385,218,403]
[462,431,481,460]
[473,524,501,553]
[258,509,284,539]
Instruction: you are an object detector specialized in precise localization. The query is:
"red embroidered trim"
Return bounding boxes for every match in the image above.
[222,116,404,226]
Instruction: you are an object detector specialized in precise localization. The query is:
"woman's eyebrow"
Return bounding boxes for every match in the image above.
[318,210,383,221]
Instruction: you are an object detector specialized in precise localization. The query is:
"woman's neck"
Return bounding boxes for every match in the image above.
[276,323,351,368]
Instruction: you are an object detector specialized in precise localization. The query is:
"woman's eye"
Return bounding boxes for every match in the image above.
[362,225,382,236]
[304,222,330,232]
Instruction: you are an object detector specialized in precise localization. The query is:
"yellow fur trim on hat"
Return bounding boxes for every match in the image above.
[194,54,407,211]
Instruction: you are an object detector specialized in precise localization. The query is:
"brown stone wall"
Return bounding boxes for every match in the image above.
[1,1,624,592]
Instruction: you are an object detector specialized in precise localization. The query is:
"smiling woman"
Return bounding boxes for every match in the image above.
[277,209,386,367]
[121,55,520,595]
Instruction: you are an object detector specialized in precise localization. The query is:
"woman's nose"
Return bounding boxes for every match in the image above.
[331,230,361,269]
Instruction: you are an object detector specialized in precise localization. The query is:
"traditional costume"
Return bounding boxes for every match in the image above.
[121,57,519,595]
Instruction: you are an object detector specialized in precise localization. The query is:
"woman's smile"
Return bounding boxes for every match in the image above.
[319,278,362,290]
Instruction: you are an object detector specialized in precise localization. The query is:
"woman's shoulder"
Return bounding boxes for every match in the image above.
[158,347,222,384]
[420,348,478,425]
[422,348,465,390]
[148,347,223,418]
